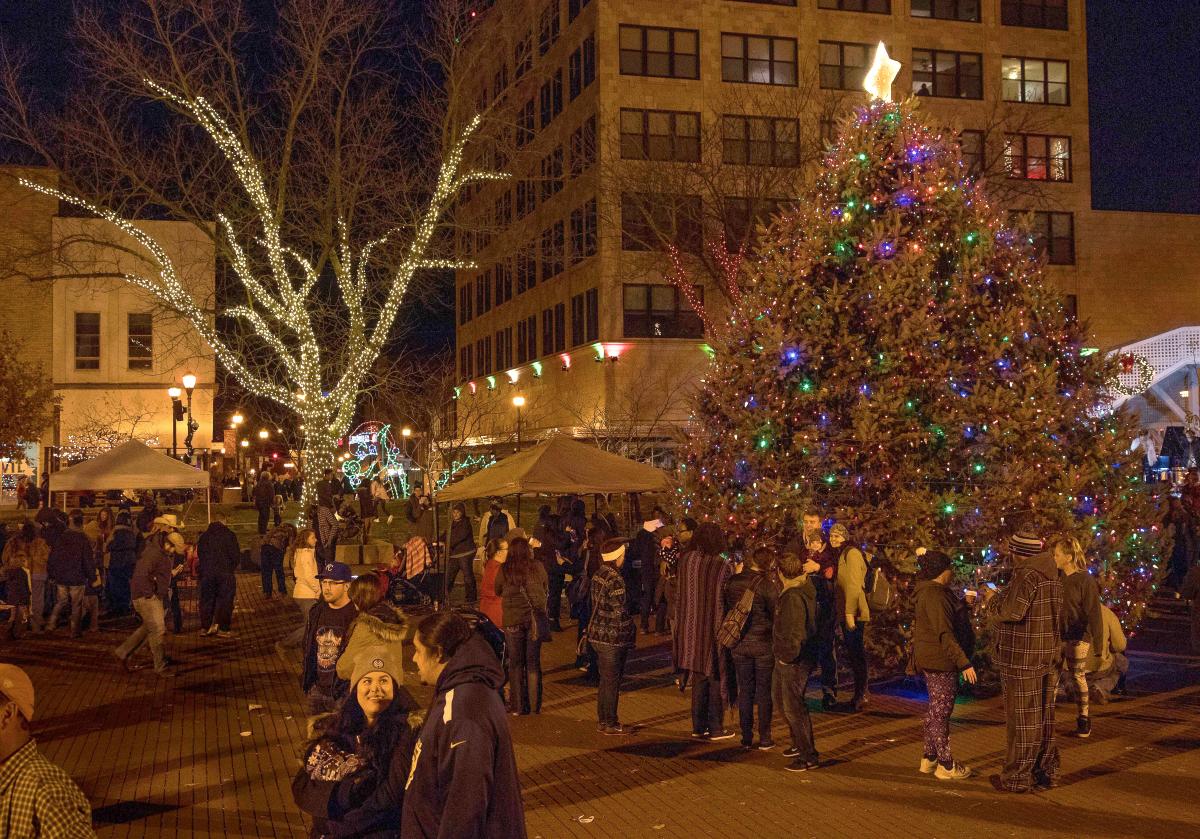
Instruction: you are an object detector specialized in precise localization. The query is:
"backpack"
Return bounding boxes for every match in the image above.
[485,511,511,542]
[863,552,895,612]
[717,577,762,649]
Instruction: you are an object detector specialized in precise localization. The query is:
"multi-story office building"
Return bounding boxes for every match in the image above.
[452,0,1200,455]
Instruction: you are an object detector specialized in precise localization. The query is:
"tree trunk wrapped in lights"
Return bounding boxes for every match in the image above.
[677,95,1164,671]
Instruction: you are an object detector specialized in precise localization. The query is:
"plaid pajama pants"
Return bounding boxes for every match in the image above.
[1000,671,1060,791]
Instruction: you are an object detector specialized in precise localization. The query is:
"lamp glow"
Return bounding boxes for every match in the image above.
[181,373,197,391]
[512,395,526,408]
[167,386,182,399]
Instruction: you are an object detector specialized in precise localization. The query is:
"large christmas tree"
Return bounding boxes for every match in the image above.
[677,84,1163,665]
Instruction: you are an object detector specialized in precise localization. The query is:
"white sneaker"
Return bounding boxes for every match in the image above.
[919,757,938,774]
[387,514,394,524]
[934,761,972,781]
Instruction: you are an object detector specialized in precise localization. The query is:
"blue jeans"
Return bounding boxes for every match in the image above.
[48,584,85,634]
[503,624,543,714]
[593,642,628,726]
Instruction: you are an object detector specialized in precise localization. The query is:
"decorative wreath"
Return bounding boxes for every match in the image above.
[1109,352,1155,398]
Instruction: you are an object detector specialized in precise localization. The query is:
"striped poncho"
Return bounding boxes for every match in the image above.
[672,550,731,677]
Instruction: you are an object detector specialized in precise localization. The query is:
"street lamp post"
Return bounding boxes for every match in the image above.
[181,373,198,463]
[258,428,270,473]
[167,387,182,458]
[231,413,244,476]
[512,395,525,452]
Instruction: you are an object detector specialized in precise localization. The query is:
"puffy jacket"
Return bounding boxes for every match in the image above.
[773,578,818,664]
[1060,570,1103,644]
[493,563,549,629]
[107,525,138,569]
[588,563,636,648]
[197,521,241,577]
[911,580,974,673]
[723,570,776,655]
[987,552,1063,676]
[47,527,96,586]
[336,602,409,682]
[835,546,871,624]
[292,547,320,600]
[400,633,527,839]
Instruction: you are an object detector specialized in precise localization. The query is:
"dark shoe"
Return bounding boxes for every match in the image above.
[1033,772,1060,790]
[757,740,776,751]
[821,693,837,711]
[850,693,868,711]
[154,667,176,678]
[690,731,709,740]
[785,758,819,773]
[1075,715,1091,738]
[216,630,234,639]
[601,723,627,736]
[708,730,737,742]
[549,621,564,632]
[741,740,754,750]
[782,746,801,758]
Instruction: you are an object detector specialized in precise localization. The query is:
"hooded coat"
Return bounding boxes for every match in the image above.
[987,551,1063,677]
[401,633,526,839]
[336,602,409,682]
[911,579,974,673]
[197,521,241,578]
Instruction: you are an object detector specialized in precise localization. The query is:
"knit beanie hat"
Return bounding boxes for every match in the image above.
[917,551,954,581]
[828,523,849,540]
[1008,532,1044,558]
[349,644,405,687]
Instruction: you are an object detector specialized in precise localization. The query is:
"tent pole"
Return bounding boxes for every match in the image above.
[515,493,521,527]
[207,484,212,524]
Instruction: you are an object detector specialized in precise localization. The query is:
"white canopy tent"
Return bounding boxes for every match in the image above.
[49,440,211,522]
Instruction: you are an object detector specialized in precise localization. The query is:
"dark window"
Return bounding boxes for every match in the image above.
[496,327,513,371]
[517,98,536,147]
[475,274,492,315]
[621,193,702,254]
[911,0,979,21]
[569,35,596,99]
[458,284,473,324]
[484,337,492,376]
[540,146,564,201]
[568,0,592,23]
[623,284,704,338]
[541,221,565,280]
[495,191,512,227]
[585,288,599,342]
[517,179,537,218]
[1005,133,1071,181]
[525,314,538,360]
[819,41,870,90]
[517,247,537,294]
[723,196,784,248]
[620,109,701,162]
[1002,56,1069,105]
[493,64,508,99]
[75,312,100,370]
[958,129,984,175]
[820,116,837,146]
[570,198,598,264]
[538,2,560,56]
[542,308,554,356]
[553,303,566,352]
[722,33,797,86]
[515,32,533,79]
[571,292,586,346]
[911,49,983,99]
[540,71,563,129]
[460,346,474,382]
[619,25,699,79]
[517,319,529,363]
[570,116,596,175]
[127,312,153,370]
[722,115,800,166]
[494,261,514,306]
[818,0,890,11]
[1014,210,1075,265]
[1001,0,1067,30]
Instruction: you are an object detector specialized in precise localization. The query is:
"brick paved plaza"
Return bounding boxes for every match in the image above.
[4,575,1199,839]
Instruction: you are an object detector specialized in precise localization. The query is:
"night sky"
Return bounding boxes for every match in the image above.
[2,0,1196,213]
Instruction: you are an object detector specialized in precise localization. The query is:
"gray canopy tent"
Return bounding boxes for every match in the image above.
[49,440,212,522]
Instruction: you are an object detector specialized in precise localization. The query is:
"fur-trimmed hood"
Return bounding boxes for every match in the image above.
[354,602,409,642]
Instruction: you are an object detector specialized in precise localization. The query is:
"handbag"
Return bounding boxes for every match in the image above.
[521,586,552,642]
[717,577,762,649]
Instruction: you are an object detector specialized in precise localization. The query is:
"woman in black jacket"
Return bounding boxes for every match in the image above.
[445,503,478,603]
[911,552,977,781]
[588,538,637,735]
[293,645,419,838]
[1051,535,1103,739]
[493,536,550,714]
[723,547,778,749]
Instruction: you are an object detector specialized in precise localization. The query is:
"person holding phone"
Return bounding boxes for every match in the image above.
[911,551,977,780]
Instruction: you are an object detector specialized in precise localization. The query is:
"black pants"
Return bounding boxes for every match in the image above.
[594,642,628,726]
[504,624,544,714]
[547,571,567,624]
[257,505,270,535]
[106,563,134,614]
[445,552,478,602]
[843,623,868,699]
[199,574,236,631]
[641,572,667,633]
[817,627,838,696]
[690,670,725,735]
[774,658,818,761]
[732,651,775,744]
[261,545,286,595]
[169,583,182,633]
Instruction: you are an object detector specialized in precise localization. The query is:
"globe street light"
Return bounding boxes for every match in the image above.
[512,395,526,451]
[181,373,198,462]
[167,386,182,458]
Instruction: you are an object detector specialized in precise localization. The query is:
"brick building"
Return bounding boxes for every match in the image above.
[453,0,1200,455]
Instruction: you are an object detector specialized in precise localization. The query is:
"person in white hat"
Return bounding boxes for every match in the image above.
[114,528,187,677]
[0,664,93,837]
